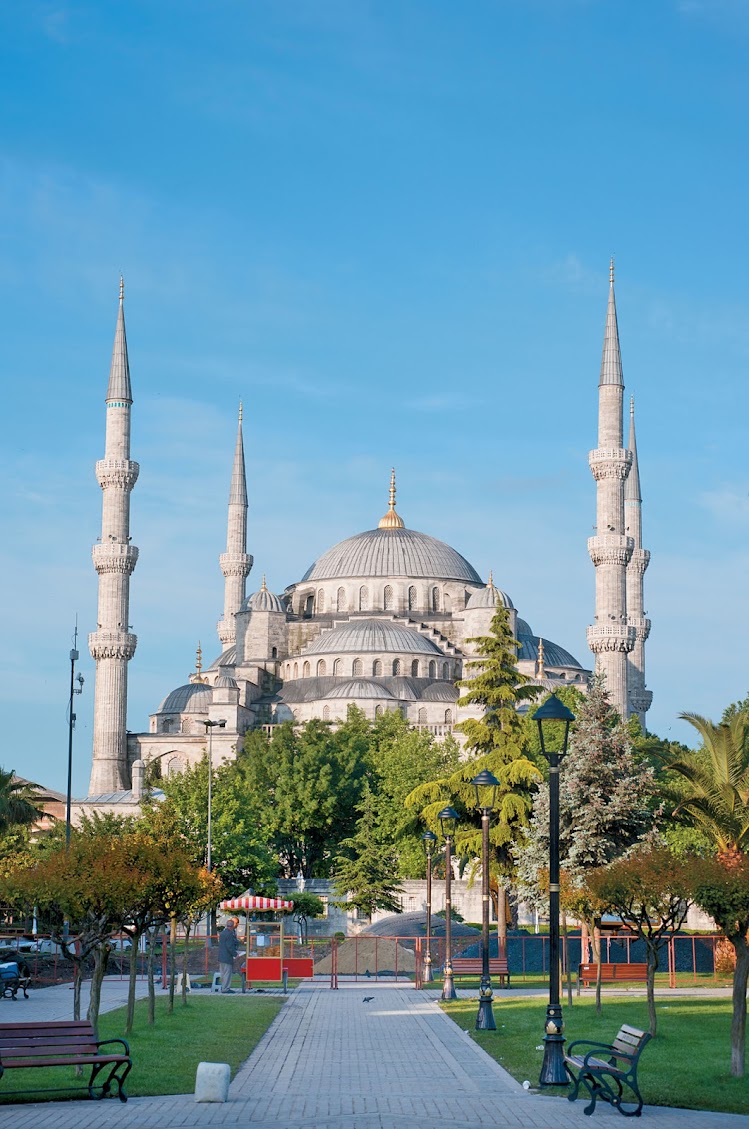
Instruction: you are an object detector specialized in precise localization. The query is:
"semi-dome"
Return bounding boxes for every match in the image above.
[304,619,444,656]
[301,527,481,584]
[245,577,284,613]
[157,683,213,714]
[419,681,460,702]
[516,632,582,669]
[325,679,396,700]
[466,576,514,610]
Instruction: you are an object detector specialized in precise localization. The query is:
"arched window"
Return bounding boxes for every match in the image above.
[181,719,192,734]
[442,662,449,679]
[317,659,326,677]
[408,585,417,611]
[293,663,299,679]
[411,659,419,677]
[384,584,394,611]
[418,708,427,725]
[352,658,363,676]
[443,592,451,614]
[317,589,325,613]
[375,705,384,718]
[392,658,402,676]
[359,585,368,611]
[373,660,383,676]
[304,593,314,617]
[444,709,453,725]
[303,661,310,678]
[336,587,346,612]
[428,660,436,678]
[333,658,342,676]
[431,586,440,612]
[162,718,172,734]
[323,705,330,721]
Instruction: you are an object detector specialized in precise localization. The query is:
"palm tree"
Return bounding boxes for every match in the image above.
[659,711,749,863]
[0,769,43,834]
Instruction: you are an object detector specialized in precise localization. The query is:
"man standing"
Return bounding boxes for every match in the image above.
[218,917,241,993]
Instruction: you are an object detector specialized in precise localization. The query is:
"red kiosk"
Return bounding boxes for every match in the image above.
[219,894,314,983]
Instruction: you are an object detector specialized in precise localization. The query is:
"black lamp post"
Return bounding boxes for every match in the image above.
[421,830,437,983]
[471,769,499,1031]
[438,806,459,1001]
[65,624,84,850]
[532,693,575,1086]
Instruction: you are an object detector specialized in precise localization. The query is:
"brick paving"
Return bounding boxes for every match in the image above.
[3,980,748,1128]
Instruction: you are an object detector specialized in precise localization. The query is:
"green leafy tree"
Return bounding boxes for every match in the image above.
[240,714,369,878]
[0,769,42,834]
[588,848,692,1036]
[290,892,326,941]
[334,784,403,918]
[407,603,542,941]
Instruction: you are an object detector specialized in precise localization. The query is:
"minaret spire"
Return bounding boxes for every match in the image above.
[218,403,253,647]
[624,397,652,726]
[587,263,635,719]
[88,279,140,794]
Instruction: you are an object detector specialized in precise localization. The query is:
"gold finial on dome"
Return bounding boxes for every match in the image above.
[378,467,405,530]
[261,573,267,591]
[487,570,495,589]
[191,641,208,684]
[536,637,546,679]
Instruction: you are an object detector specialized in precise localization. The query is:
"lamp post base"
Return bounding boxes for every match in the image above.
[475,982,496,1030]
[539,1003,568,1086]
[441,966,457,1001]
[423,956,434,983]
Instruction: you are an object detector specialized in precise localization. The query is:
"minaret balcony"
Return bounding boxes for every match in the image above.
[220,552,253,578]
[629,688,653,713]
[587,534,634,566]
[627,548,651,573]
[96,458,140,491]
[588,448,632,481]
[92,542,139,575]
[627,615,651,641]
[586,624,635,653]
[88,630,138,661]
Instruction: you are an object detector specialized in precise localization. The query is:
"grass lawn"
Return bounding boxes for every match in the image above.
[0,993,284,1103]
[441,994,749,1115]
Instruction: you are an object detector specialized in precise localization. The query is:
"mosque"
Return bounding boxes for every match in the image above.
[84,267,650,804]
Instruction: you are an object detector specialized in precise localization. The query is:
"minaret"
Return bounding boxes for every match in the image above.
[586,260,635,718]
[88,279,139,793]
[217,403,253,648]
[624,397,652,726]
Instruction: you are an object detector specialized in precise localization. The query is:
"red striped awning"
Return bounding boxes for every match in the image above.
[219,894,294,912]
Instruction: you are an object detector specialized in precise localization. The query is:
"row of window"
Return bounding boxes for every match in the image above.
[321,704,453,724]
[285,658,452,680]
[303,585,451,616]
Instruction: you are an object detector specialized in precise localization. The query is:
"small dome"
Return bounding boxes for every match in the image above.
[326,679,396,700]
[157,683,213,714]
[466,581,514,610]
[516,634,582,670]
[304,619,443,656]
[516,617,533,636]
[214,673,238,689]
[419,682,459,702]
[246,576,284,613]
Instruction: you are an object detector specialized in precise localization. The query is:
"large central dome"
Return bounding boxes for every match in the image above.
[301,527,482,584]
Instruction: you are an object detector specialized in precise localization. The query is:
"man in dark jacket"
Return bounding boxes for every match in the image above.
[217,917,241,993]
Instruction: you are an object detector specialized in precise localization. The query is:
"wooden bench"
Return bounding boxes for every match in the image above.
[565,1023,652,1117]
[0,1020,132,1102]
[449,958,511,988]
[578,962,648,987]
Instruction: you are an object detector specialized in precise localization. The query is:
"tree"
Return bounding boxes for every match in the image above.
[239,714,369,878]
[334,784,403,918]
[290,892,326,942]
[407,604,543,944]
[588,848,692,1036]
[687,855,749,1077]
[656,711,749,863]
[656,709,749,1076]
[516,679,655,996]
[0,769,42,834]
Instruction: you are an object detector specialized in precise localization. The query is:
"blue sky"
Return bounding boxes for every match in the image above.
[1,1,748,796]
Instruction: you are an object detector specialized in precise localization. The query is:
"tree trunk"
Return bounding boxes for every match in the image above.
[730,934,749,1077]
[86,944,110,1039]
[72,959,83,1021]
[646,947,659,1037]
[496,882,507,958]
[168,916,177,1014]
[125,931,141,1035]
[146,933,157,1025]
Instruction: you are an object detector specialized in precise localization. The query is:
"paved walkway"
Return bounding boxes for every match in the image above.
[3,980,749,1128]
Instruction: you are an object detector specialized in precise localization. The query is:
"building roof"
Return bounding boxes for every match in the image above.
[300,527,481,584]
[156,682,213,714]
[325,679,396,700]
[303,619,444,656]
[245,578,284,613]
[465,581,514,610]
[516,631,582,669]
